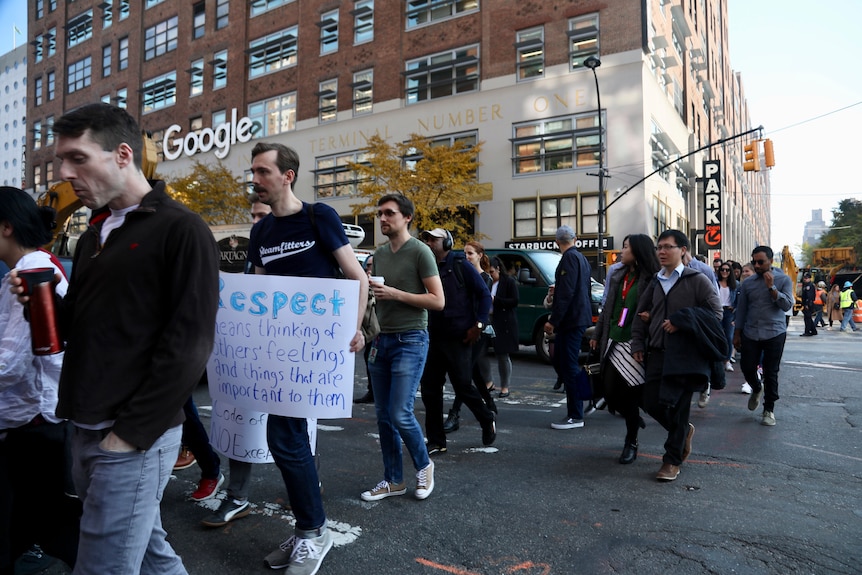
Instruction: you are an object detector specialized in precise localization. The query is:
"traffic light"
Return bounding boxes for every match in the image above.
[763,139,775,168]
[743,140,761,172]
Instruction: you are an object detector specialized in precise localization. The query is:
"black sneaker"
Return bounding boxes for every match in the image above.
[353,392,374,404]
[481,413,497,446]
[201,499,251,527]
[427,444,447,456]
[442,409,460,433]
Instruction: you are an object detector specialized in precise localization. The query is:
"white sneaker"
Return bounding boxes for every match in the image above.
[360,480,406,502]
[285,530,333,575]
[415,461,435,500]
[724,361,734,372]
[741,382,753,394]
[697,391,710,408]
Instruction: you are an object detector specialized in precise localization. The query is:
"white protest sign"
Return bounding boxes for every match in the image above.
[208,398,274,463]
[207,273,358,419]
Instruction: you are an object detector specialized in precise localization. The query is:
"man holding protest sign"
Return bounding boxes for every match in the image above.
[247,142,367,575]
[362,194,445,503]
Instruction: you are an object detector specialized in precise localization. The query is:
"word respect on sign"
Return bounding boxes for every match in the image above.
[207,273,359,419]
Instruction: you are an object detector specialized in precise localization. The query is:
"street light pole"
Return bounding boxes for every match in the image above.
[584,54,606,282]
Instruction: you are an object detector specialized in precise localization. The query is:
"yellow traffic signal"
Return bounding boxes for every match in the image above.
[743,140,761,172]
[763,139,775,168]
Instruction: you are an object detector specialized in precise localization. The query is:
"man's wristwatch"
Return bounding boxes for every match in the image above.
[769,285,778,292]
[476,322,485,330]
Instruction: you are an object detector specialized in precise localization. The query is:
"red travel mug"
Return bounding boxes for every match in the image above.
[17,267,64,355]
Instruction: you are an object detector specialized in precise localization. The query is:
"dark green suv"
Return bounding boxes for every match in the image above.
[485,249,603,362]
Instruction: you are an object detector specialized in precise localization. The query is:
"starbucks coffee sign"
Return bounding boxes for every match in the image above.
[163,108,254,161]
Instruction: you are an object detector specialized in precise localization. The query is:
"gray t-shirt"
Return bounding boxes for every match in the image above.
[373,237,439,333]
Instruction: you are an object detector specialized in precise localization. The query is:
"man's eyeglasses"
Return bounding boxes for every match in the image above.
[655,244,680,252]
[377,209,400,218]
[751,259,769,265]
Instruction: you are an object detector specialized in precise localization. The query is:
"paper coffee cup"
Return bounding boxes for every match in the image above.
[370,276,385,285]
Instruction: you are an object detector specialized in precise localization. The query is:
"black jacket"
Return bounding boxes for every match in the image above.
[664,307,728,379]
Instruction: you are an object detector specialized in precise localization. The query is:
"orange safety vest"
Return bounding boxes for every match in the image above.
[814,289,824,305]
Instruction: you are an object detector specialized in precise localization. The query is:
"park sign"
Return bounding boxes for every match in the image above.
[163,108,254,160]
[703,160,722,249]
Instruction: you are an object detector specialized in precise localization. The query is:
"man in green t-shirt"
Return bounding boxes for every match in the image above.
[361,194,444,503]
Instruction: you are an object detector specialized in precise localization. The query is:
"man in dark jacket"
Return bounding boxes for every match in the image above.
[42,103,219,573]
[800,273,818,336]
[632,230,721,482]
[544,226,593,430]
[419,228,496,453]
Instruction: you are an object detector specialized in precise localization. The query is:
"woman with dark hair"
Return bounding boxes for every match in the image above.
[590,234,659,464]
[0,187,81,573]
[488,256,519,398]
[717,262,738,371]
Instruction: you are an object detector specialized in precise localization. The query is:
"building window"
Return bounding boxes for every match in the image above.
[511,112,603,175]
[190,116,203,133]
[33,35,43,63]
[248,27,298,78]
[67,57,93,94]
[102,1,113,29]
[516,26,544,81]
[141,71,177,113]
[319,10,339,55]
[193,2,206,39]
[580,195,598,234]
[35,77,43,106]
[119,0,130,20]
[406,0,479,29]
[189,59,204,96]
[318,79,337,123]
[49,0,56,11]
[36,0,44,19]
[250,0,294,17]
[353,0,373,44]
[314,151,370,199]
[47,29,56,56]
[116,87,127,109]
[101,94,111,103]
[46,116,54,146]
[119,37,129,70]
[568,13,599,70]
[212,50,228,89]
[47,72,55,100]
[405,45,479,105]
[247,92,297,138]
[652,197,670,238]
[216,0,229,29]
[513,196,578,238]
[102,45,112,77]
[33,121,42,151]
[33,165,42,190]
[145,16,179,60]
[212,109,226,127]
[403,131,477,172]
[146,0,166,8]
[46,161,53,183]
[67,10,94,48]
[352,69,372,116]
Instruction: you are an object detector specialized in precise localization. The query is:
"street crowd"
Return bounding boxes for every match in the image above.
[2,102,859,575]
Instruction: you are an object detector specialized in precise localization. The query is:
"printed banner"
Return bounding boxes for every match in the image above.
[207,273,359,419]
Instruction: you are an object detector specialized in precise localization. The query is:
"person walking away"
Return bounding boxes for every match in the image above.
[12,103,221,575]
[0,188,81,574]
[826,283,842,330]
[545,226,593,430]
[799,273,818,336]
[590,234,659,464]
[362,194,444,502]
[418,228,496,455]
[717,263,738,371]
[247,142,368,574]
[631,230,723,482]
[838,281,859,332]
[733,246,793,426]
[488,256,519,398]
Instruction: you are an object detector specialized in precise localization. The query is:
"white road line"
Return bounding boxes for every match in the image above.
[784,361,862,372]
[784,443,862,463]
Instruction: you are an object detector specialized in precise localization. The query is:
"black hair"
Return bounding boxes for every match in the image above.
[657,229,689,250]
[52,103,144,171]
[0,187,55,248]
[624,234,660,279]
[377,193,415,227]
[751,245,774,260]
[489,256,504,272]
[251,142,300,184]
[718,262,737,289]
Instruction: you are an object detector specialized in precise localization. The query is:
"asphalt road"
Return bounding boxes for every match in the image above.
[24,316,862,575]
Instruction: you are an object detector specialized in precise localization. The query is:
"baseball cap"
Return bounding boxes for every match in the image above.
[555,225,575,242]
[817,281,826,288]
[419,228,448,241]
[802,272,811,280]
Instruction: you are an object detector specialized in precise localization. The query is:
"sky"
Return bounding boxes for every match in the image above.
[1,1,859,254]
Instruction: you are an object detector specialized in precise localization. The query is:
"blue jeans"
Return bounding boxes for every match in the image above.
[721,308,735,361]
[72,425,187,575]
[839,308,858,331]
[554,327,588,420]
[368,330,430,485]
[266,416,326,534]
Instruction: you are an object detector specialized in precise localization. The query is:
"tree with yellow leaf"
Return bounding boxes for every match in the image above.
[164,160,249,225]
[349,133,485,246]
